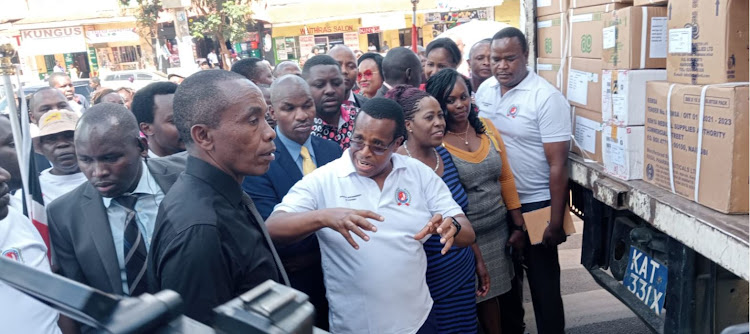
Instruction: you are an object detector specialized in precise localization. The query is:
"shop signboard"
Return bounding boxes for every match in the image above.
[274,37,288,61]
[85,28,140,44]
[298,35,316,57]
[358,26,381,34]
[20,26,87,55]
[343,32,359,50]
[87,47,99,72]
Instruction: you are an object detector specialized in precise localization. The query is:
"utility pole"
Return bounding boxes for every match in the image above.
[163,0,197,69]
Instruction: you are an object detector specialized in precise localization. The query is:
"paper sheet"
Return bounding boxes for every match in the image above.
[603,26,616,49]
[575,116,599,154]
[649,17,668,58]
[567,69,590,106]
[523,206,576,245]
[668,28,692,54]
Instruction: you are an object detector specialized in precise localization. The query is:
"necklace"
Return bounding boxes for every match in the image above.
[447,122,471,145]
[403,140,441,172]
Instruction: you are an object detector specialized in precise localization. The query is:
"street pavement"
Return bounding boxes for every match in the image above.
[521,218,653,334]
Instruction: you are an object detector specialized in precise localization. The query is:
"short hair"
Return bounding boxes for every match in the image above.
[270,75,310,103]
[130,82,178,125]
[492,27,529,55]
[425,68,485,134]
[357,97,407,141]
[381,47,422,84]
[91,88,117,105]
[30,87,63,110]
[357,53,384,74]
[48,73,70,86]
[76,103,141,142]
[230,57,264,81]
[90,77,100,85]
[173,69,251,144]
[425,38,462,66]
[302,54,340,77]
[469,38,492,58]
[384,84,431,122]
[273,61,301,77]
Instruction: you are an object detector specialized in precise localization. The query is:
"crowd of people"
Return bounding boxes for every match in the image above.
[0,26,572,334]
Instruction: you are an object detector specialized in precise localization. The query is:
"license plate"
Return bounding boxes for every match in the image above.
[623,246,668,315]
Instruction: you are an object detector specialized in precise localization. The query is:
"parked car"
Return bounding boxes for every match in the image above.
[100,70,168,91]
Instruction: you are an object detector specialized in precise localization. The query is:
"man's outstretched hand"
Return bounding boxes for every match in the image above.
[414,214,457,255]
[321,208,383,249]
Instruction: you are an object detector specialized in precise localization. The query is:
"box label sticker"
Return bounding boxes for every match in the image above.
[537,20,553,29]
[537,63,554,71]
[602,70,613,117]
[649,17,668,58]
[612,72,629,121]
[575,116,599,153]
[668,28,692,54]
[537,0,552,7]
[603,26,616,49]
[572,13,593,23]
[567,69,591,106]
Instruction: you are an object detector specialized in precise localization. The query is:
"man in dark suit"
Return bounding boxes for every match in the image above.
[47,103,183,298]
[328,45,369,108]
[243,75,342,330]
[375,47,424,97]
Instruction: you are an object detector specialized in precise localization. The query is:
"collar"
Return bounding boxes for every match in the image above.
[276,128,314,161]
[383,82,393,90]
[347,91,356,104]
[185,155,244,208]
[147,150,159,159]
[336,149,408,178]
[496,70,534,95]
[102,160,158,208]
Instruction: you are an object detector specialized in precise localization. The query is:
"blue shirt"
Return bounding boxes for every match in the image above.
[101,161,164,294]
[276,127,316,173]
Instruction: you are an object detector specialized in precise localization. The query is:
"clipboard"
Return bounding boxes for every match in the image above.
[522,206,576,245]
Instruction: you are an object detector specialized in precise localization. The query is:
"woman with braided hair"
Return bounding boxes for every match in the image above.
[426,68,526,334]
[386,85,486,333]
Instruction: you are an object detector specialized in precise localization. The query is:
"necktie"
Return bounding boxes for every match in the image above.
[299,146,316,175]
[115,194,148,296]
[240,194,290,286]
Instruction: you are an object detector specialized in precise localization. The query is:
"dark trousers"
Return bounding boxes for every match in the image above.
[416,307,438,334]
[287,261,329,331]
[499,200,566,334]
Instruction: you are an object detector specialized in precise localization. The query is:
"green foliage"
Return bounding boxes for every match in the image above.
[189,0,255,44]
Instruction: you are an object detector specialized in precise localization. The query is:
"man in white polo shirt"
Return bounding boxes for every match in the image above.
[475,27,571,334]
[266,98,475,334]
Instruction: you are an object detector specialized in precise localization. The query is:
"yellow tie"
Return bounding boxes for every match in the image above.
[300,146,316,175]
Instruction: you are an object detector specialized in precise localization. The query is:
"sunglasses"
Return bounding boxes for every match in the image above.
[357,69,378,81]
[349,137,398,155]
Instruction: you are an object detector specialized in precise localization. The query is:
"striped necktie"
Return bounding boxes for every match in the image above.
[115,194,148,296]
[300,146,316,175]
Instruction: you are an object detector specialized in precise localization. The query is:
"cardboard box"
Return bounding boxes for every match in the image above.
[602,6,668,69]
[569,3,628,59]
[634,0,667,6]
[571,106,603,164]
[536,0,569,17]
[536,13,568,59]
[667,0,749,84]
[567,57,602,111]
[602,124,644,180]
[601,69,666,126]
[643,81,749,213]
[537,57,567,93]
[571,0,631,8]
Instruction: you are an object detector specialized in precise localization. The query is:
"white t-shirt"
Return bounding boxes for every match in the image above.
[274,151,464,334]
[0,206,62,334]
[475,72,571,204]
[39,168,88,205]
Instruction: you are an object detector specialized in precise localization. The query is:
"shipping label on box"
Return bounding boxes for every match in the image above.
[567,57,602,111]
[667,0,749,84]
[603,125,644,180]
[634,0,667,5]
[570,0,631,8]
[643,81,749,213]
[601,69,667,126]
[571,107,603,164]
[537,0,569,17]
[537,57,567,93]
[602,6,668,69]
[537,13,568,59]
[569,4,627,59]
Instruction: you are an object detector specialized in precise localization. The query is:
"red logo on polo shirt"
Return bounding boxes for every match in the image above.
[2,248,23,262]
[507,105,519,118]
[396,189,411,206]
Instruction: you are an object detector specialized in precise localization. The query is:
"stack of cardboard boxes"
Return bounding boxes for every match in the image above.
[642,0,749,214]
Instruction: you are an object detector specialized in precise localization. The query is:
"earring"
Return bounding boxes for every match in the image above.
[409,129,413,133]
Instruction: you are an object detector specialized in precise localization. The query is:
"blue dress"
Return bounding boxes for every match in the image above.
[423,145,478,333]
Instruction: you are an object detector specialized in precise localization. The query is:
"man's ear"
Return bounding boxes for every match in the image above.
[139,122,154,137]
[190,124,214,151]
[405,68,412,83]
[137,137,149,158]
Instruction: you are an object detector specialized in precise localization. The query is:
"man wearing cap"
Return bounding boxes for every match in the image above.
[33,110,87,204]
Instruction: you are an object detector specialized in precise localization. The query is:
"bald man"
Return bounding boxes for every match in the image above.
[273,60,302,77]
[468,39,492,94]
[47,103,183,304]
[242,75,342,329]
[328,45,369,108]
[377,47,423,97]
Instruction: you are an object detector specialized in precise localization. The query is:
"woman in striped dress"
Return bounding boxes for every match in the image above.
[386,85,490,333]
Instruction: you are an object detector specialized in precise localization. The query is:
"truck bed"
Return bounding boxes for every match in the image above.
[568,154,749,280]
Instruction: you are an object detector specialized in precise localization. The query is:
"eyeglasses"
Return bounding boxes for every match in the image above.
[349,137,398,155]
[357,69,379,81]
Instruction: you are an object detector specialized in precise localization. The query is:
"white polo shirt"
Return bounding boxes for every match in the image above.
[274,150,464,334]
[475,72,571,204]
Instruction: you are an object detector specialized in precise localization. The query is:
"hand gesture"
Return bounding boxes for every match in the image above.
[414,214,457,255]
[322,208,382,250]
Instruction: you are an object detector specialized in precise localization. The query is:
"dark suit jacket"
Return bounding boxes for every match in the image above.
[47,158,183,295]
[352,93,369,108]
[374,84,391,98]
[242,135,342,221]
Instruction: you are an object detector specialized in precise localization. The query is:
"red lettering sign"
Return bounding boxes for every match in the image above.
[358,26,381,34]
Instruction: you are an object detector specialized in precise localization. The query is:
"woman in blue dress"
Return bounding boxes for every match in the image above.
[386,85,490,333]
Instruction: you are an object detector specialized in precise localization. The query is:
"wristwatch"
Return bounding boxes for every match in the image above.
[450,217,461,237]
[509,223,526,232]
